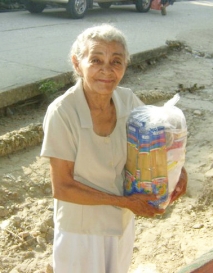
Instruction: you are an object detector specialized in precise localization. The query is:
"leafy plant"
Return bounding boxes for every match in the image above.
[38,80,63,96]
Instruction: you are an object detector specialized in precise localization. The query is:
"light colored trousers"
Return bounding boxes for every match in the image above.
[53,218,135,273]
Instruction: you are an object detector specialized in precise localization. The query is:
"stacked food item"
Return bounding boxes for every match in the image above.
[124,94,187,209]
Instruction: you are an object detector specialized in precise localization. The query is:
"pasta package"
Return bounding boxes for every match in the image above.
[124,94,187,209]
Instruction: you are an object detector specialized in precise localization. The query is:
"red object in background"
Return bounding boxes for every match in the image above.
[151,0,161,10]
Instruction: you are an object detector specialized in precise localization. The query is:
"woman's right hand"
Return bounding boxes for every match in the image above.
[127,193,165,217]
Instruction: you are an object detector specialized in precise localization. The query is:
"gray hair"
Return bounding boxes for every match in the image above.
[70,24,130,79]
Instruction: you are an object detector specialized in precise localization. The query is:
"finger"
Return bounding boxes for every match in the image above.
[170,189,184,203]
[145,208,165,217]
[148,204,165,214]
[155,209,165,215]
[175,187,181,192]
[144,194,159,201]
[132,193,158,201]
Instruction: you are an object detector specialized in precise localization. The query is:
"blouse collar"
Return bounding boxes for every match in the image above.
[74,79,130,128]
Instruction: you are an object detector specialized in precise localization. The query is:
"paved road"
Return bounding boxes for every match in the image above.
[0,0,213,106]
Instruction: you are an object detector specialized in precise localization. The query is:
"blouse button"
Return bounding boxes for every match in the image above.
[109,161,113,167]
[104,137,110,144]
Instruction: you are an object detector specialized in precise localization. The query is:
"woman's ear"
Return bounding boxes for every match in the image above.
[72,55,82,77]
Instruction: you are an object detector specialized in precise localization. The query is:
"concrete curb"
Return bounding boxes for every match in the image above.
[177,248,213,273]
[0,72,74,110]
[130,45,170,65]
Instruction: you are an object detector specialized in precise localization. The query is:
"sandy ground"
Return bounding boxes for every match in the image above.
[0,47,213,273]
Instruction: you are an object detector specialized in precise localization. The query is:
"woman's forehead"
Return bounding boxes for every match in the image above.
[85,39,125,55]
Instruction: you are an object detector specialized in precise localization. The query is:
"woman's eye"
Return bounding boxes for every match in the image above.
[91,59,100,64]
[113,60,122,65]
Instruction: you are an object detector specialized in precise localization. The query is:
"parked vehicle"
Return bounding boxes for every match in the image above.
[25,0,152,19]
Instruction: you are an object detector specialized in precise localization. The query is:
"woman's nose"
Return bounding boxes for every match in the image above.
[101,62,113,73]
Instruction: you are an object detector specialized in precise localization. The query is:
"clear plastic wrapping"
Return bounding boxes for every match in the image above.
[124,94,187,209]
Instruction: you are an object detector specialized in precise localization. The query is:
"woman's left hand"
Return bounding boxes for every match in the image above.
[170,167,188,204]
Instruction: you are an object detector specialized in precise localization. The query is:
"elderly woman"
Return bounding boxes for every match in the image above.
[41,24,186,273]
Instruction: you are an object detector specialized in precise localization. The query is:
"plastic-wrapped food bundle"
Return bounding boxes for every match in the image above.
[124,94,187,209]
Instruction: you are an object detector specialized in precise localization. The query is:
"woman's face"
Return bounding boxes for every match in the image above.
[75,39,127,96]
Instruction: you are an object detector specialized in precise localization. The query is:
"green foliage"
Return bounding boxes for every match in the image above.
[39,80,63,96]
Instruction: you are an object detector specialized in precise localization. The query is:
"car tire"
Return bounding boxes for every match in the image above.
[98,2,112,8]
[66,0,88,19]
[135,0,151,12]
[26,1,46,13]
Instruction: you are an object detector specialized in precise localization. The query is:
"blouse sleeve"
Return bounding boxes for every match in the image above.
[40,105,77,162]
[132,92,145,108]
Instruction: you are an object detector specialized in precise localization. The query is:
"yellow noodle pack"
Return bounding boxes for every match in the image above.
[124,94,187,209]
